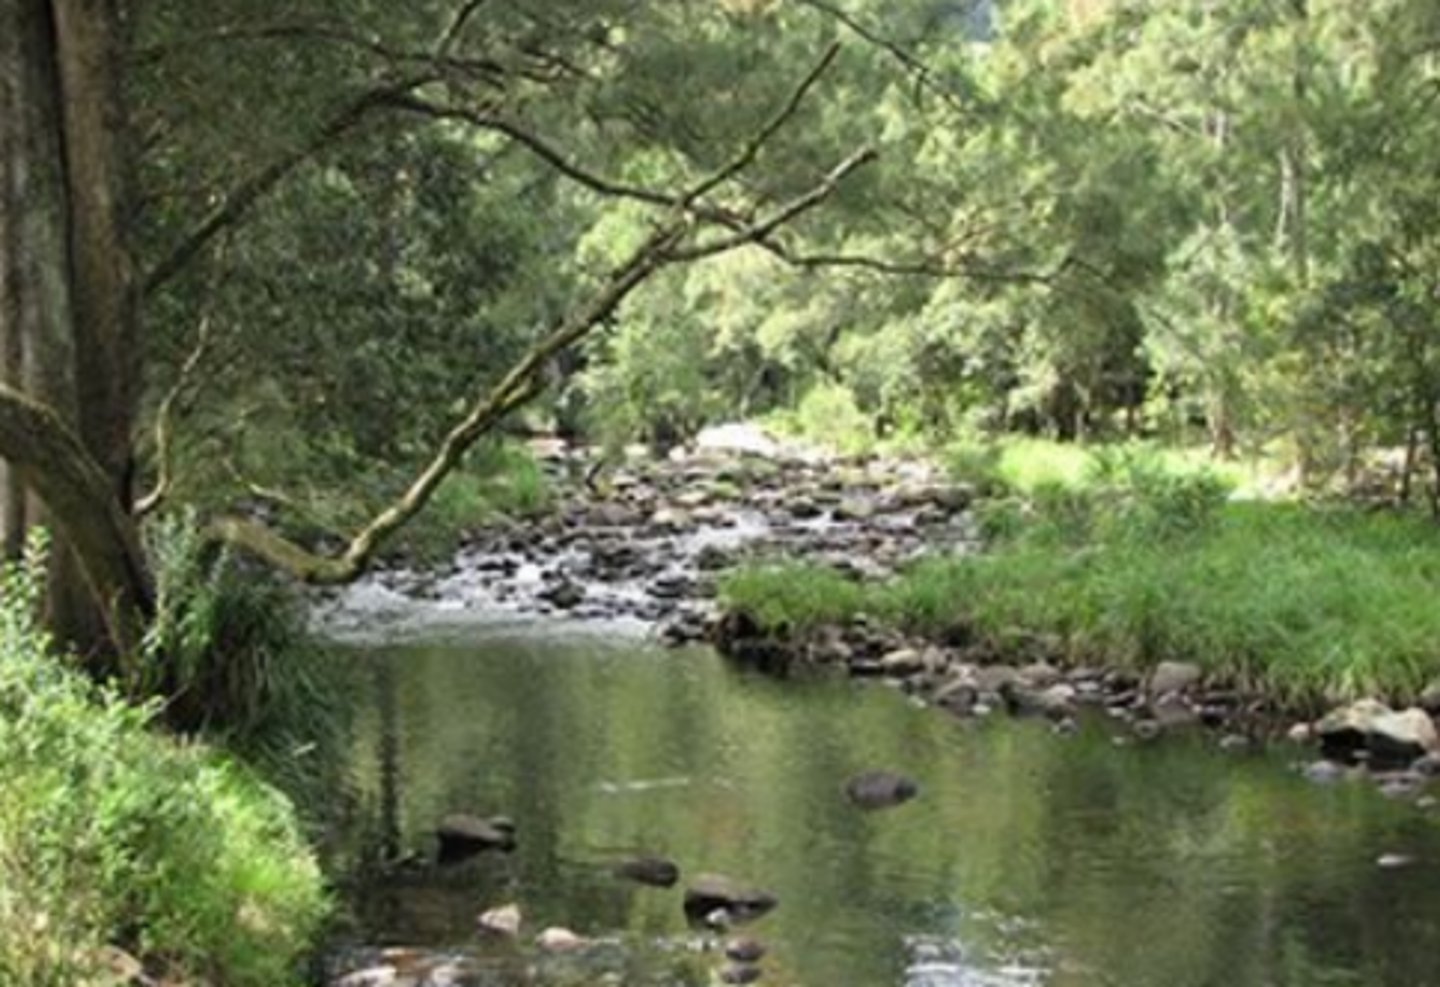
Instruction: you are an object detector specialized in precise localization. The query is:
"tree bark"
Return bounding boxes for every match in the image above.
[0,385,150,657]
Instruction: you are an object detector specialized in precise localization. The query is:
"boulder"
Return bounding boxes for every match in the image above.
[1148,661,1203,697]
[683,874,778,924]
[614,855,680,888]
[436,814,516,862]
[1317,699,1440,767]
[844,770,919,809]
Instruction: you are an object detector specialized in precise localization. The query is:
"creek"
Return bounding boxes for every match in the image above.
[323,619,1440,987]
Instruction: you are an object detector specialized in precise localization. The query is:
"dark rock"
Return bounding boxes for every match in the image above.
[695,544,737,571]
[785,497,823,519]
[539,580,585,609]
[720,964,764,984]
[615,855,680,888]
[844,770,919,809]
[683,874,778,924]
[436,814,516,862]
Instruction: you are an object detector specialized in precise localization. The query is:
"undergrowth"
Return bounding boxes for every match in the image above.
[0,532,328,986]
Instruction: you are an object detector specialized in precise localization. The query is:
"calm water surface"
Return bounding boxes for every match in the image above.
[335,626,1440,987]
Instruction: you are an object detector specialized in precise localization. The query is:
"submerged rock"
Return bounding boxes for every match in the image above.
[683,874,778,925]
[615,854,680,888]
[720,963,764,984]
[844,769,919,809]
[724,937,767,963]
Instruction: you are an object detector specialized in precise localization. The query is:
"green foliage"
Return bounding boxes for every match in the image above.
[727,469,1440,705]
[0,533,327,986]
[769,381,877,456]
[142,513,356,827]
[720,562,867,634]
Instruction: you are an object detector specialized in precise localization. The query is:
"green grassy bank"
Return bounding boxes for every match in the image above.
[0,539,328,986]
[723,454,1440,707]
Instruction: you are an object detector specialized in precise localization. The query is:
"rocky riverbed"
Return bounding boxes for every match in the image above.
[314,425,978,643]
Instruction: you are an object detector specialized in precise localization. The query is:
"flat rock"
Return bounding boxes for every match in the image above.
[1148,661,1203,697]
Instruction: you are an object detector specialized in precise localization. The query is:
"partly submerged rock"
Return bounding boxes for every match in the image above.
[477,903,522,937]
[844,770,920,809]
[683,874,778,925]
[1317,699,1440,767]
[436,814,516,862]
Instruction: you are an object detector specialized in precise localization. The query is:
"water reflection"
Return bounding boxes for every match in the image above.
[337,631,1440,987]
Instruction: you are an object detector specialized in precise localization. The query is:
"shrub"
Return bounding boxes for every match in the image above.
[0,533,328,986]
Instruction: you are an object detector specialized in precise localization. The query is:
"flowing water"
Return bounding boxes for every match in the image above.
[330,624,1440,987]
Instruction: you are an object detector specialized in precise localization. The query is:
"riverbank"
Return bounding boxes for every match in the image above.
[0,539,327,987]
[713,464,1440,793]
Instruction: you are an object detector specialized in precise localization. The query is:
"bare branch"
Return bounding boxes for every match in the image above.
[382,94,679,209]
[143,81,428,297]
[668,147,878,262]
[795,0,974,117]
[749,239,1056,285]
[682,42,841,205]
[436,0,493,58]
[134,308,214,518]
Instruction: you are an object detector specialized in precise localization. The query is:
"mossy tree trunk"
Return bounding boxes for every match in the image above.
[0,0,150,661]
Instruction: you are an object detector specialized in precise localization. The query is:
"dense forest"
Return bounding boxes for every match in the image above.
[4,1,1440,984]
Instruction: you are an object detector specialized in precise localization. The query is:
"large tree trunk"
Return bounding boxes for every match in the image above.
[0,0,148,661]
